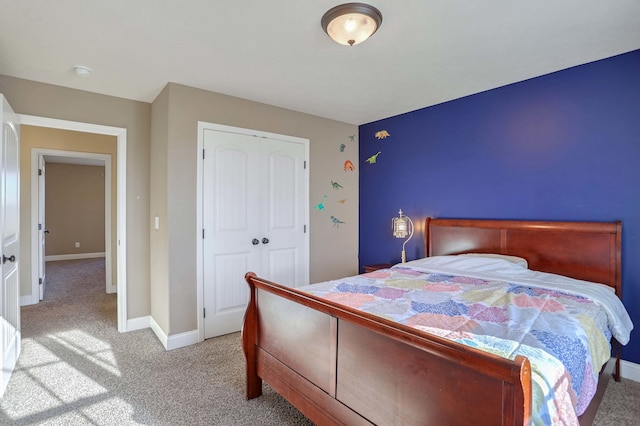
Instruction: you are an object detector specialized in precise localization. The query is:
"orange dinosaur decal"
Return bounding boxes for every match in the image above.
[375,130,390,139]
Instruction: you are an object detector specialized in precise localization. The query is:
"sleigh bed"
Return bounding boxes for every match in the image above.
[242,218,631,425]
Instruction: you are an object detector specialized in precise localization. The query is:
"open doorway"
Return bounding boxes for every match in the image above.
[18,114,128,332]
[32,150,113,301]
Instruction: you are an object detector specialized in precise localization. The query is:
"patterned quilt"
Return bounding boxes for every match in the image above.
[301,256,633,425]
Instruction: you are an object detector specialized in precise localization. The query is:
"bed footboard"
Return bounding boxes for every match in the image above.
[243,272,532,425]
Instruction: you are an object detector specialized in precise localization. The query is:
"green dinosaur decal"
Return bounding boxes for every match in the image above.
[314,195,327,211]
[365,151,382,164]
[330,216,345,227]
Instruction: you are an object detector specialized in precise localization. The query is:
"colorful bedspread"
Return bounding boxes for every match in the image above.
[301,256,633,426]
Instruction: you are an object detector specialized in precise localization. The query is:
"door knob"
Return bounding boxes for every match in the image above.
[44,229,50,234]
[2,255,15,264]
[252,238,259,245]
[262,238,269,244]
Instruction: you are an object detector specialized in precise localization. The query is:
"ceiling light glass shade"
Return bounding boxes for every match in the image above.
[321,3,383,46]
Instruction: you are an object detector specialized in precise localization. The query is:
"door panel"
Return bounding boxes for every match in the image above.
[208,253,250,337]
[268,152,296,229]
[203,132,262,338]
[38,156,46,300]
[267,248,297,286]
[264,145,306,287]
[1,94,20,396]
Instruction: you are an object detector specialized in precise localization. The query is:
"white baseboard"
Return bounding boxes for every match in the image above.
[149,317,198,351]
[45,252,106,262]
[20,295,38,306]
[166,329,199,351]
[149,317,168,348]
[126,316,150,332]
[621,359,640,382]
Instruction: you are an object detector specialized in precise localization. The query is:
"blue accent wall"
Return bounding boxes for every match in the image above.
[359,50,640,363]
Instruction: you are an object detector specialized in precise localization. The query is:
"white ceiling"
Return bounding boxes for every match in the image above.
[1,1,639,125]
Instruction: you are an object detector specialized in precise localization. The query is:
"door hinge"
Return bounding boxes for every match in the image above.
[38,223,42,231]
[202,229,205,239]
[304,224,307,233]
[203,308,206,318]
[303,160,307,170]
[203,149,205,159]
[38,168,42,176]
[39,278,43,285]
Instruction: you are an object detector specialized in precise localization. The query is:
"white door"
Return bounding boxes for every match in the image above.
[0,95,20,396]
[38,156,46,300]
[202,128,307,338]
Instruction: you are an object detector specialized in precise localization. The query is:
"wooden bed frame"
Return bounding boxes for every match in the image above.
[243,218,622,425]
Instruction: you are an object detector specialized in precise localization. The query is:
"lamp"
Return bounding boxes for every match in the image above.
[321,3,383,46]
[392,209,414,263]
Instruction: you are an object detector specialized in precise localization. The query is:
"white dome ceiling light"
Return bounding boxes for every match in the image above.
[321,3,383,46]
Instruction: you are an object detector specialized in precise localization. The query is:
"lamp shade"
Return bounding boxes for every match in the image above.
[392,209,414,263]
[393,216,409,238]
[321,3,383,46]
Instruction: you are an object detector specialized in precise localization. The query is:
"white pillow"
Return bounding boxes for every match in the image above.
[404,255,529,274]
[457,253,528,268]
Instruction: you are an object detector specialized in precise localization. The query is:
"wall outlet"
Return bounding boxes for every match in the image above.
[75,242,80,248]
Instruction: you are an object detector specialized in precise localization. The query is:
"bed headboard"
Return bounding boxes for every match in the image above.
[425,218,622,296]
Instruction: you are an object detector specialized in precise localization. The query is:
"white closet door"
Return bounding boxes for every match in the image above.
[262,139,306,287]
[202,129,306,339]
[0,95,20,396]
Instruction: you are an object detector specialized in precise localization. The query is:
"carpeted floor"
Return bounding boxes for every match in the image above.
[0,258,311,425]
[594,378,640,425]
[0,258,637,425]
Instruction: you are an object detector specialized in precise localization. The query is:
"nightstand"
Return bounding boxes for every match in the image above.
[363,263,393,273]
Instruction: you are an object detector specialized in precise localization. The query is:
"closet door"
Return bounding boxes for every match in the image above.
[261,138,306,287]
[202,129,307,339]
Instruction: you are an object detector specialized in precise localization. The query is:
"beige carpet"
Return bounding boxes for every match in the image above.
[0,258,637,425]
[593,377,640,425]
[0,258,311,425]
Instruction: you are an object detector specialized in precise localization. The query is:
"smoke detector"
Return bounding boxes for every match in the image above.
[73,65,92,77]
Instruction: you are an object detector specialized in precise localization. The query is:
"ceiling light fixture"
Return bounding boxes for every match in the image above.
[321,3,382,46]
[73,65,92,77]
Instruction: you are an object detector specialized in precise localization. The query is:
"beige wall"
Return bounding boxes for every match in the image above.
[1,74,151,319]
[45,163,106,256]
[151,83,359,336]
[149,86,170,332]
[2,74,358,338]
[19,127,116,293]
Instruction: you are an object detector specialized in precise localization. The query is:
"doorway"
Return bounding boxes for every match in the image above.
[17,114,128,332]
[31,150,113,300]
